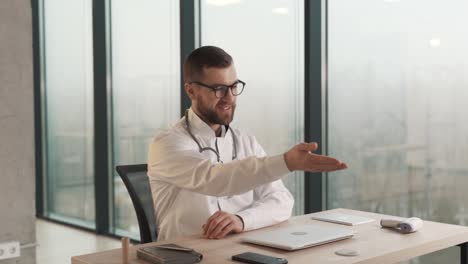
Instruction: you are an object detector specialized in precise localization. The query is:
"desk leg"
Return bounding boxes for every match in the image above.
[459,242,468,264]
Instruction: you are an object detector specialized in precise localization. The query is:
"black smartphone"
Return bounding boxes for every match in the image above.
[232,252,288,264]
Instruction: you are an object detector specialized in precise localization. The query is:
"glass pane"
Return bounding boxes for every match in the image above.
[201,0,305,215]
[328,0,468,262]
[43,0,95,227]
[110,0,180,239]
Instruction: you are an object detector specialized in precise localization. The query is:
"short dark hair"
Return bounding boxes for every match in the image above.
[183,46,233,82]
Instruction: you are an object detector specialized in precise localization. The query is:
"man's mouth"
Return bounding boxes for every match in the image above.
[217,104,231,111]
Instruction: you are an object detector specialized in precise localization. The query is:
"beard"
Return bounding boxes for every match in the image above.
[197,96,236,126]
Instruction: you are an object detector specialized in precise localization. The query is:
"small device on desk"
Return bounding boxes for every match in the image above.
[232,252,288,264]
[311,212,375,226]
[380,217,423,233]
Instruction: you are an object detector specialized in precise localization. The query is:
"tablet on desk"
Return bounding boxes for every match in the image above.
[311,212,375,226]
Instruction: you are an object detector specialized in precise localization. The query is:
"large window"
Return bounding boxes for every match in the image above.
[201,0,305,215]
[109,0,180,238]
[42,0,95,227]
[37,0,468,251]
[328,0,468,262]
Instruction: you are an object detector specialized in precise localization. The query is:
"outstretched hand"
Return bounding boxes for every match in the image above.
[284,142,347,172]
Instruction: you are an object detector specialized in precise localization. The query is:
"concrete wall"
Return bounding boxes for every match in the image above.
[0,0,36,263]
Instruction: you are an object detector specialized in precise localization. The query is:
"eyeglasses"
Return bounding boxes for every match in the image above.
[190,80,246,98]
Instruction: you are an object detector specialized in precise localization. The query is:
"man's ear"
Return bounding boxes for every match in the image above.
[185,82,195,100]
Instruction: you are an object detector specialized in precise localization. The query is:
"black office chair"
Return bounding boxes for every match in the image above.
[116,164,157,243]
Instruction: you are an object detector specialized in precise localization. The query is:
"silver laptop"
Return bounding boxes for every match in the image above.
[241,224,354,251]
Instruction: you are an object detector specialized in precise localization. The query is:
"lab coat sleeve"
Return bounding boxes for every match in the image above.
[147,132,291,197]
[236,138,294,231]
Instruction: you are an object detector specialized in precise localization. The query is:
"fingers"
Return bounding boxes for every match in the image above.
[217,223,236,239]
[207,217,232,239]
[203,210,223,234]
[296,142,318,152]
[204,213,229,238]
[206,210,222,224]
[203,211,244,239]
[307,153,341,165]
[304,153,348,172]
[306,156,347,172]
[307,163,346,172]
[286,142,348,172]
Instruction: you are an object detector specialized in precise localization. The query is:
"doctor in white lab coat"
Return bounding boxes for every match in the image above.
[148,46,347,241]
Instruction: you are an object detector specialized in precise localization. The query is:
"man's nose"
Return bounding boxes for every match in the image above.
[223,87,235,100]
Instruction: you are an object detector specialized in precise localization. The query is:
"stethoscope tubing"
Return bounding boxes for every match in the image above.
[184,110,238,163]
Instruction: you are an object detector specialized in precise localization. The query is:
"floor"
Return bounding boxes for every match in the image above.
[36,218,121,264]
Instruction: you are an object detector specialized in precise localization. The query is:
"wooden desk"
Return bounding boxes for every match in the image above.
[72,208,468,264]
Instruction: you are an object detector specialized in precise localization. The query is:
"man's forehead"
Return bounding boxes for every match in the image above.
[200,65,238,84]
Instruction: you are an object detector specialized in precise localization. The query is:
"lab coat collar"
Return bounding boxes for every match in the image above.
[188,108,229,138]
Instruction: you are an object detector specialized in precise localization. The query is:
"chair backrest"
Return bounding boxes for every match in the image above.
[116,164,157,243]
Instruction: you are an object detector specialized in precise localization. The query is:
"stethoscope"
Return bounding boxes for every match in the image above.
[184,109,238,163]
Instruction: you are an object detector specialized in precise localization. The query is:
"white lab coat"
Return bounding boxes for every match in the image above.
[147,108,294,241]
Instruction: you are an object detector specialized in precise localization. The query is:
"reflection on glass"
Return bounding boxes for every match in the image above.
[110,0,180,239]
[201,0,305,215]
[328,0,468,262]
[43,0,95,227]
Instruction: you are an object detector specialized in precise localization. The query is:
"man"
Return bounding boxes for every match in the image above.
[148,46,347,241]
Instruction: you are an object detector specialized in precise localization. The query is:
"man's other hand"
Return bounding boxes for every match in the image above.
[202,211,244,239]
[284,142,348,172]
